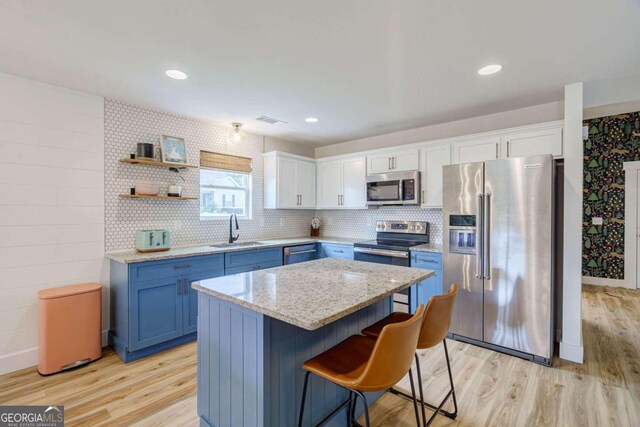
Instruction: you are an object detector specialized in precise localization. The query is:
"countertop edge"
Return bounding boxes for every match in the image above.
[191,269,434,330]
[106,236,361,264]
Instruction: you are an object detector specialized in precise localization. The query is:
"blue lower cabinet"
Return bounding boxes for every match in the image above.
[224,247,282,274]
[318,242,354,259]
[109,254,224,363]
[410,252,443,312]
[129,277,183,351]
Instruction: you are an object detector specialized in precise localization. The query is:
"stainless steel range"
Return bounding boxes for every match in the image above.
[354,220,429,312]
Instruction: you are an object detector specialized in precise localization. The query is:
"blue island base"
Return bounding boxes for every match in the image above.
[197,294,393,427]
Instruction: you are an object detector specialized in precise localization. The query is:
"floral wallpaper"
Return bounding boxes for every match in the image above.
[583,111,640,279]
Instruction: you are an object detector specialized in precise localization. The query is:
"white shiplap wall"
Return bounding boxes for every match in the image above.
[0,73,106,374]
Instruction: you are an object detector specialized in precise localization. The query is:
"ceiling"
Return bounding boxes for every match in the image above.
[0,1,638,146]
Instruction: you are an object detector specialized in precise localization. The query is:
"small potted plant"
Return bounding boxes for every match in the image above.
[311,217,321,237]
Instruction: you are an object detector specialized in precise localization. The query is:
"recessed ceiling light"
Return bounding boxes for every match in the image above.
[305,117,319,123]
[165,69,188,80]
[478,64,502,75]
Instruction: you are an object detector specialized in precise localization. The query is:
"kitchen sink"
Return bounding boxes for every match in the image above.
[210,241,265,249]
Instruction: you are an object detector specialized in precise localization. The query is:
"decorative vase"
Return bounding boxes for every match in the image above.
[310,227,320,237]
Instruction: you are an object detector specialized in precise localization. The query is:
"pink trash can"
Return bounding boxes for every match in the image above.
[37,283,102,375]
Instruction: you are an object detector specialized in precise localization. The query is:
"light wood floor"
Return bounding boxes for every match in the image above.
[1,285,639,426]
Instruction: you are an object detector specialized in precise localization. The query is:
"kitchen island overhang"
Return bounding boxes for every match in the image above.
[192,258,434,427]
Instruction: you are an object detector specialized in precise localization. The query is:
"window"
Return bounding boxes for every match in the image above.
[200,168,251,219]
[199,151,253,220]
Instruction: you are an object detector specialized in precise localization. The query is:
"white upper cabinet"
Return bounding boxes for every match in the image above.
[296,159,316,208]
[420,144,451,208]
[317,156,367,209]
[501,126,563,159]
[367,149,419,174]
[341,157,367,208]
[264,152,316,209]
[452,137,501,164]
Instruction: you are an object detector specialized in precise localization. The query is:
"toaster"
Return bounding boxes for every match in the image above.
[135,230,172,252]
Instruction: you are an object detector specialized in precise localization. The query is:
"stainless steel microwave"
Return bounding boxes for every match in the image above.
[366,171,420,206]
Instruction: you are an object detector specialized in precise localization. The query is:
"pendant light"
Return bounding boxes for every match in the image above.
[228,123,245,144]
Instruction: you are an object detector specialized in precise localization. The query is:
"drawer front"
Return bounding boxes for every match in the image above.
[224,259,282,275]
[224,247,283,269]
[320,243,354,259]
[129,254,224,283]
[411,252,442,270]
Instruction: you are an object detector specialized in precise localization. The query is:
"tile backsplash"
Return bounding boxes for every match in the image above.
[104,99,314,251]
[315,207,443,243]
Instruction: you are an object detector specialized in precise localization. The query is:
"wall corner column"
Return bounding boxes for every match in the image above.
[560,82,584,363]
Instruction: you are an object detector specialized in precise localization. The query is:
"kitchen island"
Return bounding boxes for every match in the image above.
[192,258,433,427]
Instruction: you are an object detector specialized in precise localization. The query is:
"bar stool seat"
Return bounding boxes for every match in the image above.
[302,335,376,390]
[361,312,412,339]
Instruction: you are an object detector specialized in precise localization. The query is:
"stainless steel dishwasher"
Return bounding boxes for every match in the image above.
[283,243,317,264]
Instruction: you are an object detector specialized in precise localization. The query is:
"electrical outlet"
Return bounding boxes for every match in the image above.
[260,217,265,227]
[280,218,285,226]
[592,217,603,225]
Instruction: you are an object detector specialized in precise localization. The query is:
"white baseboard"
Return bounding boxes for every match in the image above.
[582,276,631,289]
[559,341,584,364]
[0,346,38,376]
[0,329,110,376]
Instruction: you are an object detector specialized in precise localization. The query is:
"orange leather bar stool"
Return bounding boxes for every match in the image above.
[298,305,426,427]
[361,284,458,426]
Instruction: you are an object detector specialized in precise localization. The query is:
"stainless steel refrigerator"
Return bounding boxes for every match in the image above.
[443,154,555,365]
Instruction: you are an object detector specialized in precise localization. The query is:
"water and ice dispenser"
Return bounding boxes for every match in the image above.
[448,215,477,254]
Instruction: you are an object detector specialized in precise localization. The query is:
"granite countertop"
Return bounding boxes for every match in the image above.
[411,242,443,253]
[105,236,362,264]
[192,258,434,330]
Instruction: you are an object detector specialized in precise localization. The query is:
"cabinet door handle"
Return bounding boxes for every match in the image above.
[388,157,392,170]
[334,249,343,253]
[183,279,188,294]
[392,157,396,169]
[300,194,302,205]
[417,258,439,264]
[174,264,191,269]
[422,190,425,204]
[495,143,499,159]
[506,141,510,157]
[338,195,341,206]
[177,278,182,295]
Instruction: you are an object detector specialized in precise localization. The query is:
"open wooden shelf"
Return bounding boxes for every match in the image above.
[120,194,198,200]
[119,158,198,169]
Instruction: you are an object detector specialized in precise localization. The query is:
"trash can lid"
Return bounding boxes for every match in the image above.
[38,283,102,300]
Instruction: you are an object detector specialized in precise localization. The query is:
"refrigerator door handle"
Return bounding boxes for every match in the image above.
[483,192,491,279]
[476,192,484,279]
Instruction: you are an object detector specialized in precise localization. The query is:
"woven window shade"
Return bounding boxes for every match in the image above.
[200,151,252,173]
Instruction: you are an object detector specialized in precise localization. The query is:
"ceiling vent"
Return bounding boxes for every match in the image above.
[256,115,288,125]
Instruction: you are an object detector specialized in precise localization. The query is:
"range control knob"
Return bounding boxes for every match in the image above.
[415,225,423,231]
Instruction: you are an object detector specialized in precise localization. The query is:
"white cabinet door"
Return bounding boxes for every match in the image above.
[277,156,298,208]
[368,153,393,174]
[296,160,316,208]
[341,157,367,208]
[420,145,451,208]
[317,160,342,208]
[392,149,420,172]
[368,149,420,174]
[453,138,500,164]
[502,127,563,159]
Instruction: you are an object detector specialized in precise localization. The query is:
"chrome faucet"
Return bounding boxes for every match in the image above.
[229,213,239,244]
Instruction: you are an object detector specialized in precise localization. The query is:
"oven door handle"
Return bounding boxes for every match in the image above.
[354,247,409,258]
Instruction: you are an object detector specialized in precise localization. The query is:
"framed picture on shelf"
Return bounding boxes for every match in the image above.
[160,135,187,165]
